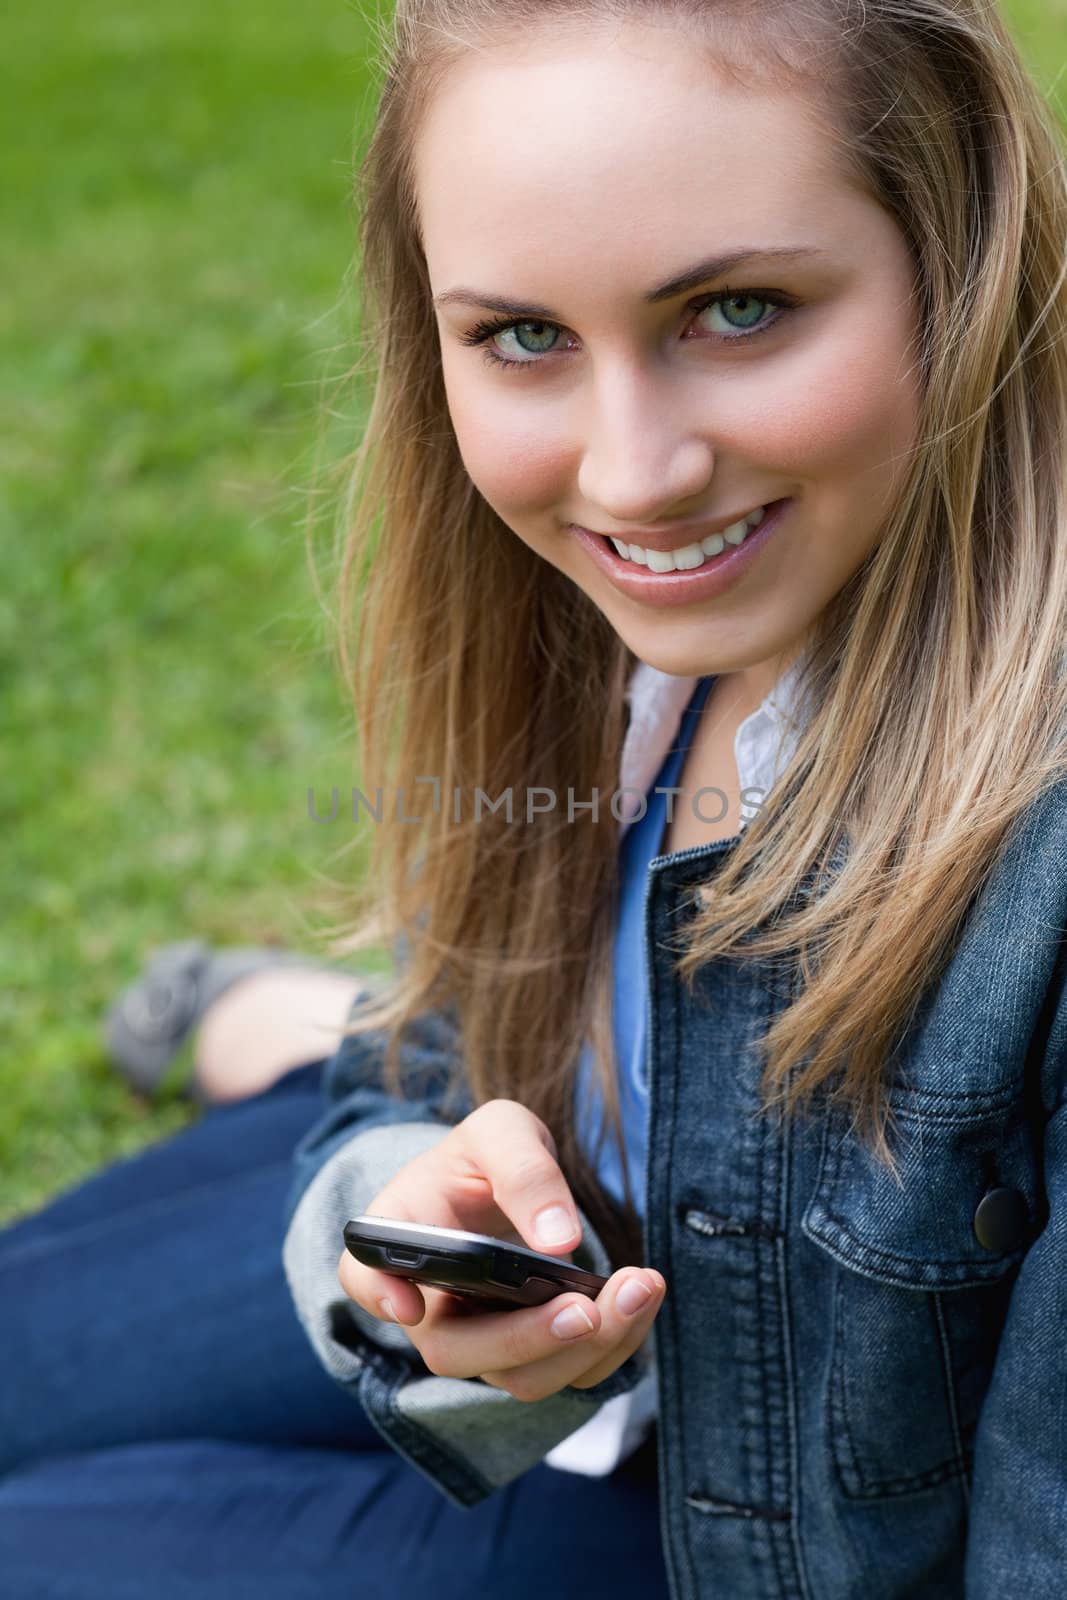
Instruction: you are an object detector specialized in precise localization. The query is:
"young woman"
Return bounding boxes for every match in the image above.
[3,2,1066,1595]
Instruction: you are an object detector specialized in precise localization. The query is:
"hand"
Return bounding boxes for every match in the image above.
[336,1098,666,1402]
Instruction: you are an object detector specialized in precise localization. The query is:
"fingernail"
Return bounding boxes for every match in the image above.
[535,1205,577,1246]
[551,1303,595,1340]
[617,1277,653,1316]
[378,1297,398,1322]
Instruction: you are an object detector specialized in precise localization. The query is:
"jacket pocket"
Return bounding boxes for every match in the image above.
[800,1086,1041,1500]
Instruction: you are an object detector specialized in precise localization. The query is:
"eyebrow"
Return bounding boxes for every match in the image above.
[432,246,826,318]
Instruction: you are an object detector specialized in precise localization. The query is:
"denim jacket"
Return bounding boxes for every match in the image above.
[282,665,1067,1599]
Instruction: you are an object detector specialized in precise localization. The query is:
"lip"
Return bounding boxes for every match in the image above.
[568,498,793,608]
[574,503,771,552]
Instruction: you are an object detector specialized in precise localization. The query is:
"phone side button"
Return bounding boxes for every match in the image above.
[491,1254,528,1288]
[386,1249,424,1267]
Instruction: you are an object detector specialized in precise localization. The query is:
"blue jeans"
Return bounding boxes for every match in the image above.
[0,1063,667,1599]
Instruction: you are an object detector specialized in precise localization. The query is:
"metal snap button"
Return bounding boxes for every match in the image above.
[973,1187,1030,1252]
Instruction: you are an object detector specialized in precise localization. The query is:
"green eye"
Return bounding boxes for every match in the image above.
[461,286,797,374]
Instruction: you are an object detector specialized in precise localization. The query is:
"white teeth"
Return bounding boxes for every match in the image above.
[608,505,768,572]
[646,548,676,574]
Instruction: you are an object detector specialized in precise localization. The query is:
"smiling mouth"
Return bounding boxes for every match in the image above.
[599,502,780,573]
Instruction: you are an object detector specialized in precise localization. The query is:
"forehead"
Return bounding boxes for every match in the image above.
[414,24,849,283]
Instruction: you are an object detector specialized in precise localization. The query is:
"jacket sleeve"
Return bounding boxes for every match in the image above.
[280,983,652,1510]
[964,957,1067,1592]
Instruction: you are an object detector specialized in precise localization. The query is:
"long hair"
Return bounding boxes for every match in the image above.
[311,0,1067,1271]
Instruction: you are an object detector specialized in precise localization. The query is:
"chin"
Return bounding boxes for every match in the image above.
[620,640,717,679]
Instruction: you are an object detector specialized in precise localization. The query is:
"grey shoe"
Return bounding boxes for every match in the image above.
[104,939,353,1103]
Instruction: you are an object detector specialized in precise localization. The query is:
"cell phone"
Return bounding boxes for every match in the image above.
[343,1214,609,1311]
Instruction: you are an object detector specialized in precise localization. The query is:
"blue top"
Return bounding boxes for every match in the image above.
[574,673,716,1216]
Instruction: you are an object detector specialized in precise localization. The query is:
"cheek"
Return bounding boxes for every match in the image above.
[764,325,921,481]
[444,363,570,516]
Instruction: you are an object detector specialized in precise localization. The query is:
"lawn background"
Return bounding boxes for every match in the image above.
[2,0,1064,1224]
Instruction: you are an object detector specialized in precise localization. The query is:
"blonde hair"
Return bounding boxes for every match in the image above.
[313,0,1067,1270]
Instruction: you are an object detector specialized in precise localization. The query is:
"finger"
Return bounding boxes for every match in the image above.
[405,1288,604,1380]
[566,1270,668,1388]
[335,1181,448,1326]
[480,1269,666,1403]
[336,1242,431,1327]
[412,1260,662,1388]
[456,1100,582,1255]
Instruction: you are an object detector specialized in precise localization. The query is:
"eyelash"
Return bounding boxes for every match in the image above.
[458,287,799,374]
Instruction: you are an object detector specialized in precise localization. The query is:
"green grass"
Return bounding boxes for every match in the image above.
[2,2,1064,1225]
[0,1,391,1223]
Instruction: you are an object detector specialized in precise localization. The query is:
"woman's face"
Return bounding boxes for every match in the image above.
[415,21,922,697]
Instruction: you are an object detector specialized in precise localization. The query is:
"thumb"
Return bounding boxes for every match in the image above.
[527,1198,582,1253]
[459,1100,582,1255]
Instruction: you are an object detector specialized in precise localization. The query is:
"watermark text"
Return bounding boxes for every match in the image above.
[307,779,768,826]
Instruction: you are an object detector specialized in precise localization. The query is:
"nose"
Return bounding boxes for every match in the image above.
[574,374,715,527]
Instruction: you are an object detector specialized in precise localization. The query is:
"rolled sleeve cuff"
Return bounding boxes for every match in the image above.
[281,1120,651,1507]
